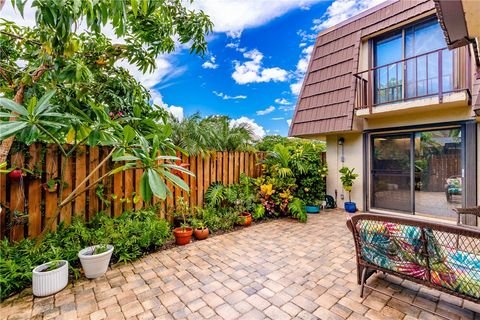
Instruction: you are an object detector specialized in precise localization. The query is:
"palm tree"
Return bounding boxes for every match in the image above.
[201,116,255,151]
[168,113,211,156]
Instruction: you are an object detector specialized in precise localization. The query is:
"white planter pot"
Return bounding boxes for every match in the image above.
[32,260,69,297]
[78,245,114,279]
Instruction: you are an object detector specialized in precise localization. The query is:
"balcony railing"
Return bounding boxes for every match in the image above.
[354,47,471,112]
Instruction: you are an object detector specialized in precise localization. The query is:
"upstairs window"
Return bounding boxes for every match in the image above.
[373,17,452,104]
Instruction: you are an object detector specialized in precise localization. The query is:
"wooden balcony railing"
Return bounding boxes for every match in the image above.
[354,47,471,112]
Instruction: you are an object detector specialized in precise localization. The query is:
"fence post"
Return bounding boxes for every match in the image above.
[28,144,42,237]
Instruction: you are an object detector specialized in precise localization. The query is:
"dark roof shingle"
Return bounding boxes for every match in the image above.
[289,0,435,137]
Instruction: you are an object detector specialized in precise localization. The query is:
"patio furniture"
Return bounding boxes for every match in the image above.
[454,206,480,225]
[445,176,462,203]
[347,213,480,318]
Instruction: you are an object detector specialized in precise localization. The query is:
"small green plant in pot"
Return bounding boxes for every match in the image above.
[173,198,193,245]
[190,218,209,240]
[78,243,114,279]
[339,167,359,213]
[32,260,69,297]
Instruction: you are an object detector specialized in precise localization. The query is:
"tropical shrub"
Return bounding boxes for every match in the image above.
[292,143,328,205]
[196,207,238,232]
[0,208,171,301]
[0,0,212,239]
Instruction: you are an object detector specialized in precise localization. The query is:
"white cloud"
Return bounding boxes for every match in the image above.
[150,91,184,121]
[167,106,184,121]
[275,98,291,106]
[213,91,247,100]
[226,30,242,39]
[190,1,324,35]
[202,56,219,69]
[287,119,292,126]
[312,0,384,31]
[290,44,314,95]
[256,106,276,116]
[272,117,285,120]
[230,116,266,139]
[232,49,288,85]
[290,80,303,95]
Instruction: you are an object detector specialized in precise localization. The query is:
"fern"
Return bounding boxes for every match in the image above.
[288,198,307,223]
[205,183,226,207]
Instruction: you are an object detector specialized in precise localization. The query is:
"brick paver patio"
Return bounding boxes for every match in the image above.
[1,210,479,320]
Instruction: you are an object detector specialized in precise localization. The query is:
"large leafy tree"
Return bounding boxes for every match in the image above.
[0,0,213,162]
[0,0,213,237]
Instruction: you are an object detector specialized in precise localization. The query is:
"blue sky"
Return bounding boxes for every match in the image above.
[3,0,383,137]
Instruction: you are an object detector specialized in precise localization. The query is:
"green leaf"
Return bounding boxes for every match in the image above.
[34,90,56,116]
[131,0,138,16]
[113,155,140,162]
[0,112,14,118]
[15,0,26,17]
[18,126,39,145]
[0,122,28,140]
[160,169,189,192]
[147,168,167,199]
[123,125,136,144]
[88,130,100,146]
[140,171,153,202]
[27,96,37,115]
[0,98,28,116]
[162,163,195,177]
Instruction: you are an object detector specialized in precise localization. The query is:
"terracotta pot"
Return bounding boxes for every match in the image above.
[173,227,193,245]
[238,212,252,226]
[193,228,209,240]
[8,169,23,181]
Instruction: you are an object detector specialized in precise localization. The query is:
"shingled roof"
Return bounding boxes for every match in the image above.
[289,0,435,137]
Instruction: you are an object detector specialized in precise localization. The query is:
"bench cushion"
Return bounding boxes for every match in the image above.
[357,220,480,300]
[431,249,480,299]
[358,220,429,280]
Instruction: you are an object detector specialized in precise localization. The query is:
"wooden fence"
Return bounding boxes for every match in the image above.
[0,143,265,241]
[427,153,461,192]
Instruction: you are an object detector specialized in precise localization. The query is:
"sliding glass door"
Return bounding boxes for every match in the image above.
[371,128,462,219]
[372,134,413,212]
[414,130,462,219]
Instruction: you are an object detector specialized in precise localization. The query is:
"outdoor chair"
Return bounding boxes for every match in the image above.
[347,213,480,319]
[454,206,480,226]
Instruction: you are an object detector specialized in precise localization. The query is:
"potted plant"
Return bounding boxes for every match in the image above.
[191,218,209,240]
[237,212,252,226]
[305,199,322,213]
[235,175,255,226]
[32,260,69,297]
[339,167,359,213]
[78,244,114,279]
[173,199,193,245]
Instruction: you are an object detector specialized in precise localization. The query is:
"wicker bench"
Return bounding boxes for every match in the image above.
[347,213,480,318]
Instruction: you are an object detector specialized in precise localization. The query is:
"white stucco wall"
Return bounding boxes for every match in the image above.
[326,133,364,211]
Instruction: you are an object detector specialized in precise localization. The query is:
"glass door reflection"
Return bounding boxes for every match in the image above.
[372,134,413,213]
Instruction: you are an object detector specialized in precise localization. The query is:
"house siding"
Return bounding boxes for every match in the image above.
[289,0,436,137]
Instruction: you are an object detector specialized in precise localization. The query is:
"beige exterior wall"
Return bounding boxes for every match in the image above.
[326,133,364,211]
[324,107,476,214]
[363,104,473,131]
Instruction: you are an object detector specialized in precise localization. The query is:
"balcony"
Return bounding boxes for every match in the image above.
[354,47,472,116]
